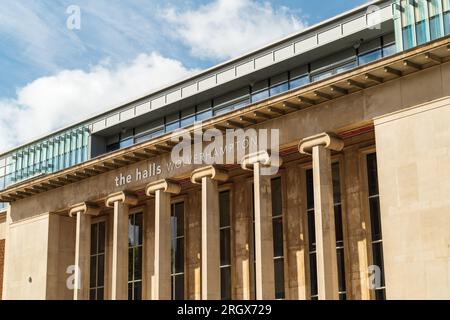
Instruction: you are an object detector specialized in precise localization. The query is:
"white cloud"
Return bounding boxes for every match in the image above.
[162,0,307,61]
[0,52,197,153]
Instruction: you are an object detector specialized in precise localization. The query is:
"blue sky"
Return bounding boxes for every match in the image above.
[0,0,369,151]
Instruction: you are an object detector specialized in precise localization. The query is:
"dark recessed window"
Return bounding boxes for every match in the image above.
[219,191,232,300]
[271,177,285,299]
[128,212,143,300]
[171,202,185,300]
[367,153,386,300]
[89,221,106,300]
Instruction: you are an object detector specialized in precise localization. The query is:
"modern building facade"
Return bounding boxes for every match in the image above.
[1,0,450,300]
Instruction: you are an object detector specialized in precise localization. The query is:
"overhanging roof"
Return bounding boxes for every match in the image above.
[2,36,450,203]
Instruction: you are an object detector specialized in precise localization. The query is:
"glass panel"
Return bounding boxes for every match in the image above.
[134,247,142,280]
[128,248,134,281]
[251,90,269,103]
[120,138,134,149]
[175,203,185,236]
[90,256,97,288]
[416,20,427,45]
[135,213,143,245]
[220,229,231,266]
[274,258,285,299]
[335,61,356,74]
[166,121,180,132]
[358,49,383,65]
[89,289,96,301]
[367,153,379,196]
[174,238,185,274]
[97,288,104,300]
[372,242,385,287]
[307,211,316,252]
[403,25,415,49]
[196,110,213,122]
[309,253,318,298]
[334,205,343,243]
[98,222,105,254]
[306,170,314,209]
[272,217,284,258]
[128,283,133,300]
[269,82,289,97]
[134,282,142,300]
[271,178,282,216]
[332,163,341,203]
[382,44,397,57]
[220,267,232,300]
[445,12,450,35]
[444,0,450,12]
[98,254,105,287]
[181,115,195,128]
[289,75,309,89]
[369,198,382,241]
[429,3,443,40]
[337,247,346,293]
[312,70,333,82]
[173,274,184,300]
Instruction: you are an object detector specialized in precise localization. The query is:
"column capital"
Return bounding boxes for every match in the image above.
[241,150,282,171]
[146,179,181,196]
[68,202,100,218]
[105,191,138,208]
[298,132,344,155]
[191,165,228,185]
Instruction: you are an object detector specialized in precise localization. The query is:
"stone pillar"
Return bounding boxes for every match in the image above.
[191,166,229,300]
[105,191,138,300]
[146,180,181,300]
[241,150,282,300]
[284,165,309,300]
[299,132,344,300]
[342,146,371,300]
[233,177,252,300]
[69,202,100,300]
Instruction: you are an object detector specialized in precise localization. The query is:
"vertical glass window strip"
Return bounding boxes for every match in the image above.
[444,0,450,35]
[89,221,106,300]
[171,202,185,300]
[366,153,386,300]
[402,0,416,49]
[306,169,318,300]
[332,163,346,300]
[271,177,285,299]
[219,191,232,300]
[429,0,443,40]
[128,212,143,300]
[415,0,429,45]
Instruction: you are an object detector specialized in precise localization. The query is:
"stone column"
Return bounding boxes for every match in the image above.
[241,150,282,300]
[105,191,138,300]
[299,132,344,300]
[191,166,229,300]
[146,179,181,300]
[69,202,100,300]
